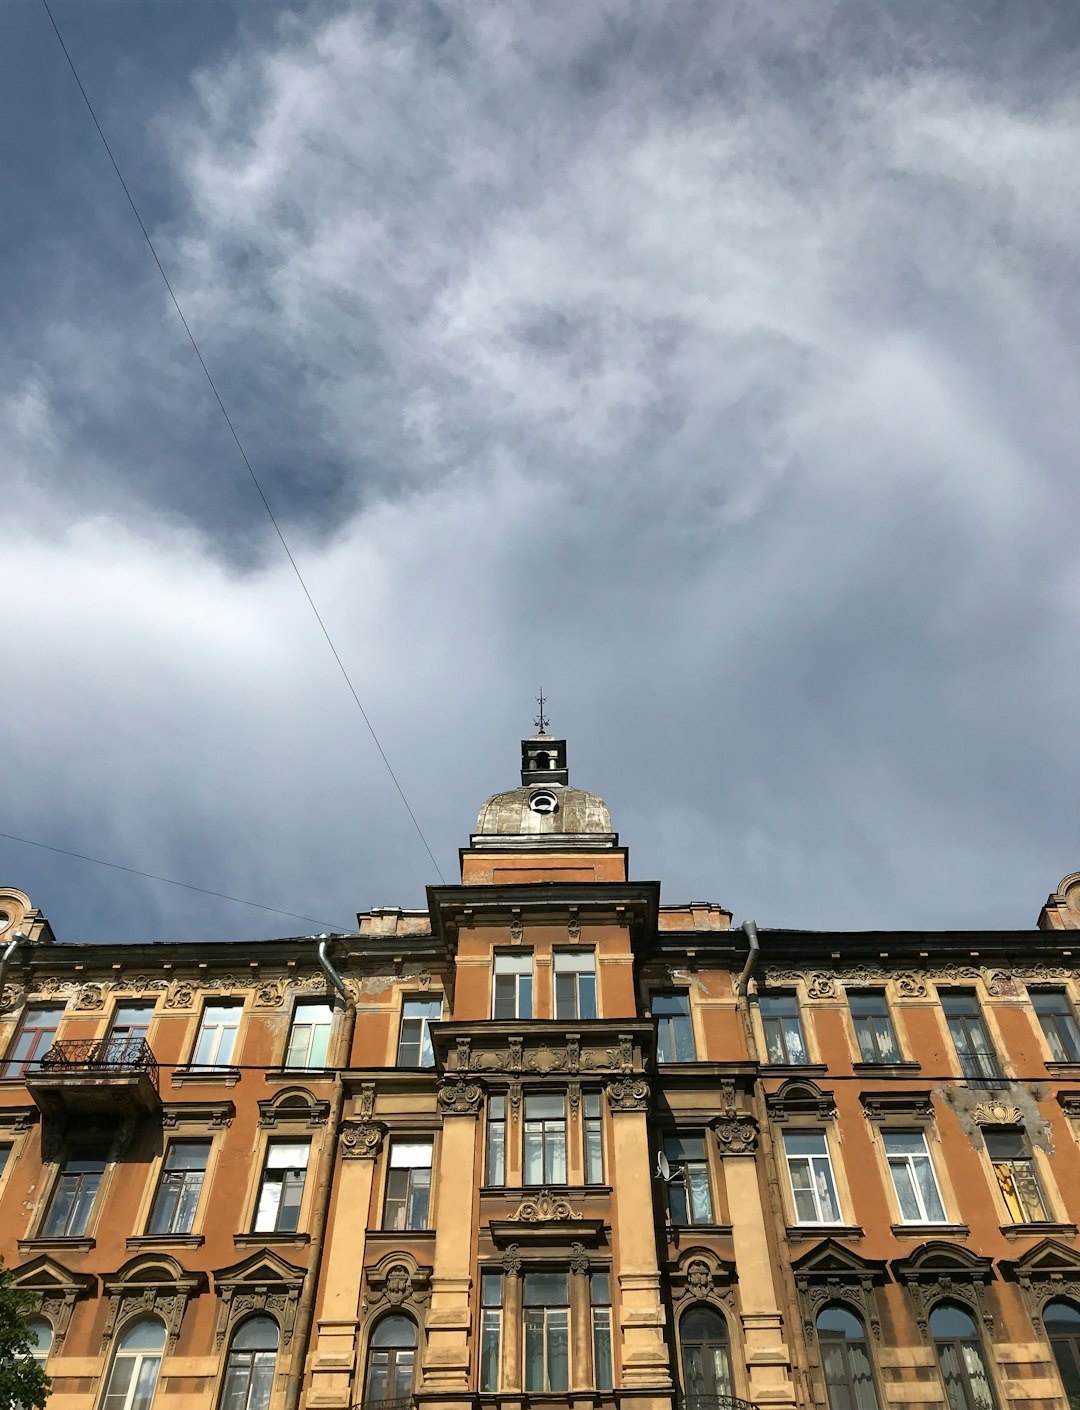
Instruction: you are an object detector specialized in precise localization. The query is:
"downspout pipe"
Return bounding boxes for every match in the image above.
[736,918,759,996]
[284,936,357,1410]
[0,931,28,1004]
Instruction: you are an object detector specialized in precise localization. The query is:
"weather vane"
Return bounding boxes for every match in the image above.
[534,689,550,734]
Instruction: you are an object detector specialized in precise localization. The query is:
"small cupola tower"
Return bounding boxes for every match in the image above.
[520,733,568,787]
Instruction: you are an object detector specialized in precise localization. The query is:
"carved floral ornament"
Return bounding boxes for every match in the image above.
[762,961,1074,1002]
[972,1101,1024,1127]
[2,968,335,1015]
[892,1245,996,1339]
[669,1249,737,1310]
[437,1079,484,1116]
[791,1241,888,1345]
[102,1257,207,1352]
[364,1254,432,1314]
[340,1121,386,1160]
[711,1109,758,1156]
[9,1258,95,1353]
[508,1189,582,1223]
[605,1076,651,1112]
[448,1033,636,1077]
[1001,1240,1080,1337]
[213,1252,305,1350]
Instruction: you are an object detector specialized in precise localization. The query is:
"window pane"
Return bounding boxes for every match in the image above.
[688,1163,713,1222]
[890,1160,922,1222]
[524,1311,545,1391]
[390,1142,433,1169]
[547,1309,569,1391]
[480,1309,500,1391]
[585,1122,603,1183]
[593,1307,613,1389]
[524,1272,568,1305]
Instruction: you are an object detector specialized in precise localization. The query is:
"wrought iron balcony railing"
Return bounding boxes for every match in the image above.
[678,1394,758,1410]
[38,1037,159,1091]
[353,1397,414,1410]
[958,1050,1003,1089]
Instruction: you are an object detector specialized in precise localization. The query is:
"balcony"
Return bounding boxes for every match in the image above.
[678,1397,758,1410]
[26,1038,161,1118]
[353,1399,413,1410]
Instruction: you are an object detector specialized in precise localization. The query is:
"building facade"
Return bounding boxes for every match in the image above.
[4,736,1080,1410]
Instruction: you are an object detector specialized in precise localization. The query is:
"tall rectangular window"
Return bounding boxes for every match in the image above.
[192,1002,242,1069]
[760,994,808,1065]
[285,1002,334,1069]
[654,993,695,1063]
[105,1004,155,1064]
[986,1130,1049,1223]
[554,952,597,1020]
[480,1271,502,1392]
[0,1143,10,1177]
[524,1094,566,1185]
[383,1140,432,1230]
[941,992,1001,1087]
[583,1092,604,1184]
[486,1095,506,1186]
[397,998,441,1068]
[1031,989,1080,1063]
[784,1130,841,1224]
[3,1006,64,1077]
[883,1131,947,1223]
[850,992,900,1064]
[254,1140,309,1233]
[591,1272,613,1389]
[664,1133,713,1224]
[493,954,533,1019]
[147,1140,211,1235]
[523,1272,569,1392]
[43,1146,109,1236]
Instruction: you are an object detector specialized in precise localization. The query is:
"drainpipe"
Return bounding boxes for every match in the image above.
[0,931,28,1007]
[284,937,357,1410]
[737,919,759,996]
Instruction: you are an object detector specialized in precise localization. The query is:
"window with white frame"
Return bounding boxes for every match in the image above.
[99,1317,165,1410]
[147,1140,211,1235]
[397,998,441,1068]
[524,1094,566,1185]
[849,993,901,1065]
[591,1272,613,1389]
[760,994,809,1065]
[523,1271,569,1392]
[664,1133,713,1225]
[285,1002,334,1069]
[486,1094,506,1186]
[783,1130,841,1224]
[253,1140,309,1233]
[480,1271,502,1392]
[191,1002,242,1069]
[493,953,533,1019]
[383,1140,433,1230]
[883,1131,947,1223]
[654,993,695,1063]
[583,1093,604,1184]
[553,951,597,1020]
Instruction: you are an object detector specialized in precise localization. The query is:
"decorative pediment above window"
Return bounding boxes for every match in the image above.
[971,1100,1023,1127]
[363,1251,432,1316]
[102,1254,207,1351]
[765,1078,836,1123]
[860,1090,934,1123]
[791,1239,888,1342]
[669,1248,737,1310]
[8,1255,95,1352]
[891,1241,995,1337]
[1000,1237,1080,1334]
[258,1087,330,1129]
[161,1101,234,1130]
[212,1249,306,1350]
[489,1189,606,1248]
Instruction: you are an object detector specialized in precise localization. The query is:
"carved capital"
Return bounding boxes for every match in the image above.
[605,1076,650,1112]
[711,1110,759,1156]
[437,1079,484,1116]
[339,1121,385,1159]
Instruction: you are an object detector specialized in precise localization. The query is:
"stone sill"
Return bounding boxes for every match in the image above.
[170,1067,241,1088]
[1000,1221,1078,1239]
[761,1063,829,1078]
[852,1061,922,1076]
[126,1233,205,1251]
[264,1068,335,1083]
[891,1223,969,1239]
[364,1226,437,1241]
[665,1223,734,1241]
[786,1224,863,1241]
[234,1231,311,1249]
[18,1236,95,1253]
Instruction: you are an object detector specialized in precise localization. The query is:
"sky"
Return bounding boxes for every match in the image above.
[2,0,1079,943]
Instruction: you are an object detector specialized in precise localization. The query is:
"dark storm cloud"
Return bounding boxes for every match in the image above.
[2,0,1079,940]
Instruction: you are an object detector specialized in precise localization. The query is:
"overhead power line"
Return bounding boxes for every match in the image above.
[38,0,446,887]
[0,829,354,932]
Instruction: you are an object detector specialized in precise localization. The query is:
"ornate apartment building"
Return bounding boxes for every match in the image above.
[4,733,1080,1410]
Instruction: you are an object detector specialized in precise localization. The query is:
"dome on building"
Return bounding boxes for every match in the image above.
[473,731,614,840]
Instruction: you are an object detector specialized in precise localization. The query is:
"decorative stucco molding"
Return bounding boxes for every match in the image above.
[258,1087,331,1129]
[792,1239,888,1344]
[605,1076,651,1111]
[972,1101,1024,1127]
[339,1121,386,1160]
[437,1079,484,1116]
[711,1109,759,1156]
[669,1248,737,1311]
[213,1250,305,1350]
[508,1189,581,1223]
[102,1255,206,1351]
[891,1241,996,1338]
[363,1252,432,1315]
[861,1091,934,1123]
[766,1078,836,1124]
[8,1256,95,1352]
[1001,1237,1080,1337]
[447,1033,636,1077]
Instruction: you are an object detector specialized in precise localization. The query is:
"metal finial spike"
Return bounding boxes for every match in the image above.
[534,689,549,734]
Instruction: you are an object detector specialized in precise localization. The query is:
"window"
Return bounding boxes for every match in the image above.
[680,1305,733,1400]
[364,1315,416,1403]
[486,1095,505,1186]
[106,1005,155,1064]
[219,1316,278,1410]
[554,952,597,1020]
[480,1272,501,1392]
[43,1145,109,1237]
[784,1130,841,1224]
[523,1271,569,1392]
[591,1272,613,1390]
[253,1141,309,1233]
[147,1141,211,1236]
[26,1315,52,1371]
[383,1141,432,1230]
[1032,990,1080,1064]
[760,994,808,1065]
[665,1134,713,1225]
[397,998,441,1068]
[524,1094,566,1185]
[985,1129,1048,1223]
[654,993,695,1063]
[883,1131,947,1224]
[850,993,900,1064]
[285,1002,334,1069]
[3,1006,64,1077]
[929,1303,997,1410]
[0,1142,10,1177]
[817,1305,879,1410]
[493,954,533,1019]
[1044,1301,1080,1409]
[99,1317,165,1410]
[192,1003,242,1069]
[941,993,1001,1088]
[583,1093,604,1184]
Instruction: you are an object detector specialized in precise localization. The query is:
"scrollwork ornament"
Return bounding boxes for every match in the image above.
[437,1079,484,1116]
[254,981,284,1008]
[712,1111,759,1156]
[502,1244,522,1276]
[165,981,195,1010]
[509,1189,581,1222]
[972,1101,1023,1127]
[569,1242,590,1275]
[605,1076,650,1111]
[74,983,105,1011]
[687,1259,714,1299]
[339,1121,385,1159]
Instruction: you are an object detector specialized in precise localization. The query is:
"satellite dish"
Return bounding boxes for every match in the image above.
[656,1151,671,1181]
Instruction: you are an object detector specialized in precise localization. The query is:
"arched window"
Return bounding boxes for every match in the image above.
[817,1305,879,1410]
[26,1316,53,1369]
[679,1305,733,1402]
[219,1316,279,1410]
[929,1304,997,1410]
[1044,1301,1080,1408]
[364,1315,417,1405]
[99,1318,166,1410]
